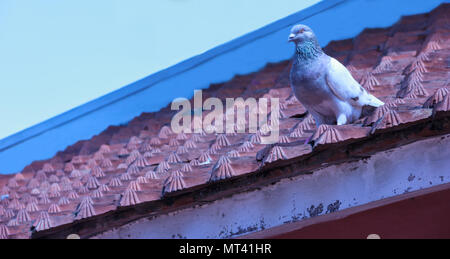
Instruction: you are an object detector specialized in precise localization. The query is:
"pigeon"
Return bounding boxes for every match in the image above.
[288,24,384,127]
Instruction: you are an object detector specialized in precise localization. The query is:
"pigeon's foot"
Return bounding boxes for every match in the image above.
[304,135,313,145]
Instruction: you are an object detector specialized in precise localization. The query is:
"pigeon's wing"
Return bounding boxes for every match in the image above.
[325,57,384,107]
[325,58,365,105]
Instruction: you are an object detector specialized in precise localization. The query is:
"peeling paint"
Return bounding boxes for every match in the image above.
[307,204,324,218]
[326,200,342,214]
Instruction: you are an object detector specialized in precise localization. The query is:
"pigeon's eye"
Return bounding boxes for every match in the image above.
[298,28,305,34]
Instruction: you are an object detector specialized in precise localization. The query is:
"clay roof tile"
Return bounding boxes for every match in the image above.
[127,164,141,175]
[249,133,262,144]
[92,189,103,198]
[118,147,130,157]
[120,189,141,206]
[155,161,170,173]
[365,105,392,126]
[75,197,96,219]
[290,127,306,138]
[168,152,182,164]
[264,145,288,163]
[374,56,394,73]
[16,209,31,223]
[184,140,197,149]
[86,176,100,189]
[58,196,71,205]
[91,166,105,178]
[34,212,52,232]
[278,135,291,143]
[35,170,48,181]
[99,184,110,193]
[198,152,212,163]
[42,163,55,173]
[372,110,403,131]
[162,172,186,195]
[0,224,9,239]
[136,176,148,184]
[176,146,189,154]
[360,72,379,90]
[120,173,133,181]
[64,163,75,172]
[67,190,79,200]
[434,93,450,112]
[169,138,180,147]
[5,5,450,237]
[99,158,113,169]
[210,156,236,181]
[216,134,231,147]
[238,141,254,152]
[314,127,344,145]
[190,159,201,166]
[69,169,82,178]
[145,170,159,180]
[98,144,111,153]
[127,181,141,192]
[150,137,162,146]
[7,218,19,227]
[4,209,15,219]
[27,179,40,189]
[26,201,39,213]
[424,88,449,108]
[176,132,188,140]
[227,150,240,158]
[181,163,193,173]
[48,203,61,214]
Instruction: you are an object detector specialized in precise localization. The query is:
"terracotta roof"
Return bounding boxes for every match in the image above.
[1,4,449,239]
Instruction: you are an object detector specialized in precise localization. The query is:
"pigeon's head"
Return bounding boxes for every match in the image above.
[288,24,317,44]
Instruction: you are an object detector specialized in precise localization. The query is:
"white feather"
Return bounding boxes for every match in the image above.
[325,58,384,108]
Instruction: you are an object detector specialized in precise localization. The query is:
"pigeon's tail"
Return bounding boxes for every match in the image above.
[366,94,384,107]
[360,91,384,108]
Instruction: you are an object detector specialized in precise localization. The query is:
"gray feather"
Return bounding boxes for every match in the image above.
[288,24,384,126]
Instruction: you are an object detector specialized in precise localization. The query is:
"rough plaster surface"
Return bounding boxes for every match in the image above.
[95,134,450,239]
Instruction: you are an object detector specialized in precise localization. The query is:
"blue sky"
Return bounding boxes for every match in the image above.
[0,0,320,140]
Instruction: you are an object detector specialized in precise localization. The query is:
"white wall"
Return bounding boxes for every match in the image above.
[96,134,450,238]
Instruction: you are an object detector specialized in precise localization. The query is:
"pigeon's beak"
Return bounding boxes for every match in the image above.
[288,34,295,42]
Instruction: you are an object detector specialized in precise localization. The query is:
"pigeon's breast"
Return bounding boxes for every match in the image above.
[290,69,321,87]
[290,60,330,97]
[292,76,333,108]
[290,58,340,116]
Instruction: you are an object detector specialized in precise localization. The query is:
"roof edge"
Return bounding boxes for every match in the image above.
[31,112,450,239]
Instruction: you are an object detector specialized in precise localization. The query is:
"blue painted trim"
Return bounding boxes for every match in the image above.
[0,0,447,174]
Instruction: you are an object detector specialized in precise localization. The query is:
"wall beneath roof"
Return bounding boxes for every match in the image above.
[0,0,447,174]
[95,134,450,239]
